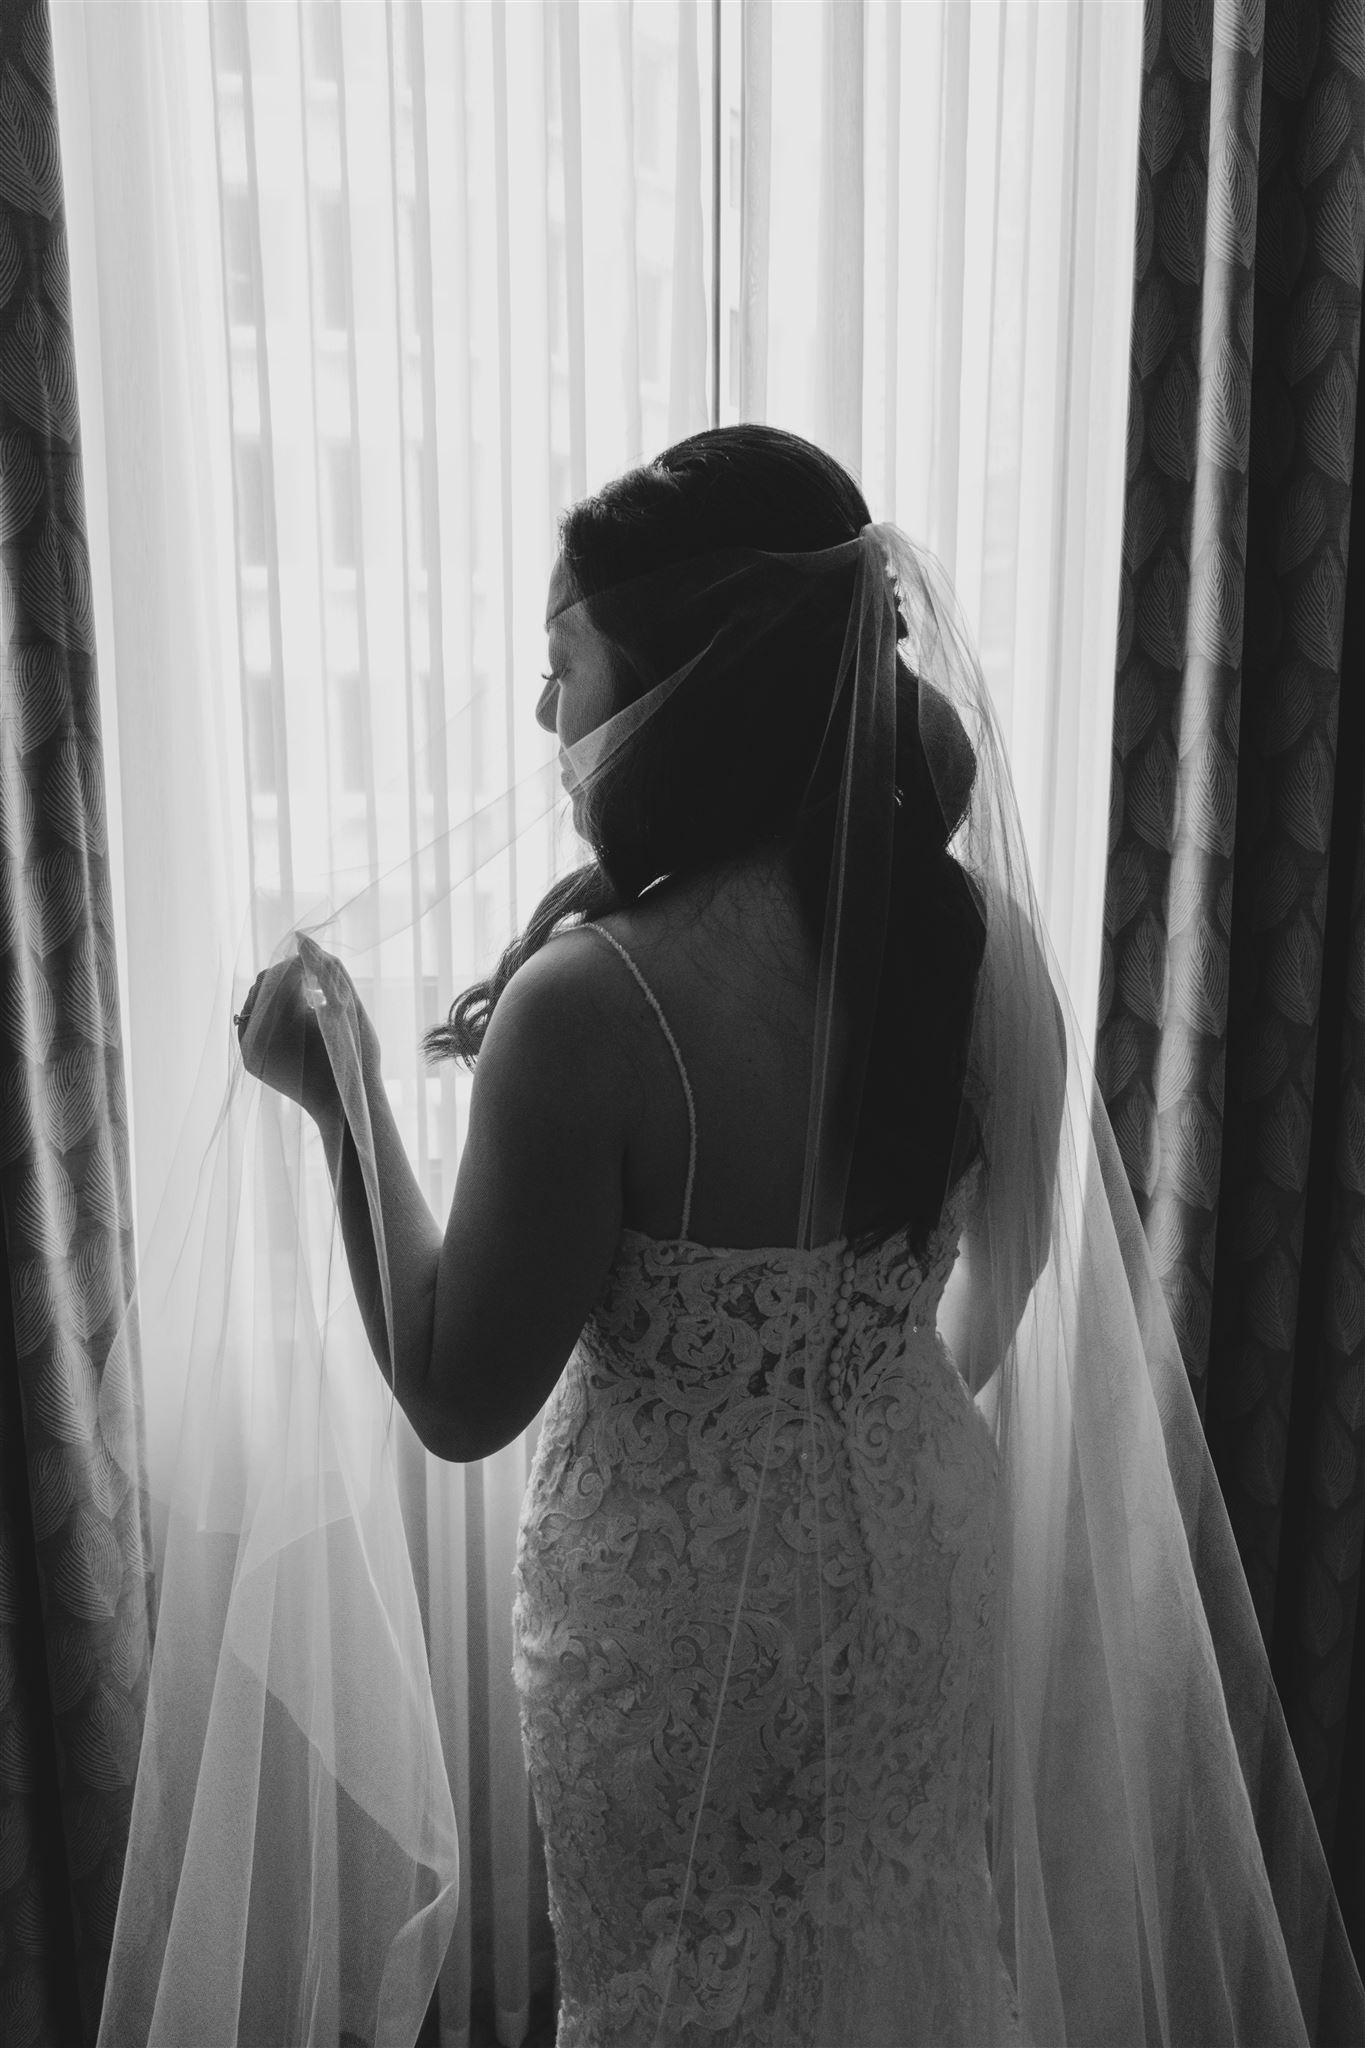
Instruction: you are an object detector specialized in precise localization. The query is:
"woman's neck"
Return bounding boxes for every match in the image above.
[633,843,812,989]
[642,838,796,909]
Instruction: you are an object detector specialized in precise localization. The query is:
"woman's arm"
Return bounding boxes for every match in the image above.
[237,943,445,1442]
[313,1079,444,1444]
[241,932,634,1462]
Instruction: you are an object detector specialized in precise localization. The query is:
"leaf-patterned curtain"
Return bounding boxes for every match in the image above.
[0,6,155,2045]
[1098,0,1365,1976]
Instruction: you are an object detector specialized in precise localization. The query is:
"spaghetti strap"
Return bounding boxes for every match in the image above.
[578,923,697,1242]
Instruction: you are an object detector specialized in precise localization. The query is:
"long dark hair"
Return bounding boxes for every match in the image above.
[422,424,985,1255]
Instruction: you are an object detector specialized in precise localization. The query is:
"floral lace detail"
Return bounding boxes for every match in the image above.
[513,1160,1022,2044]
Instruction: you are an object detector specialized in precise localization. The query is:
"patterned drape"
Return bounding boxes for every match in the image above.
[0,5,155,2045]
[1098,0,1365,1972]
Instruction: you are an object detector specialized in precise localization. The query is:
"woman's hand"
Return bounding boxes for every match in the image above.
[236,940,381,1124]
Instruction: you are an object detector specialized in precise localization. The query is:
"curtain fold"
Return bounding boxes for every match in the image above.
[0,5,155,2044]
[737,0,770,426]
[1097,0,1365,1985]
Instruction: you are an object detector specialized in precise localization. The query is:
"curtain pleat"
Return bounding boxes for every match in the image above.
[669,0,708,441]
[554,6,588,504]
[768,0,1141,1036]
[815,0,863,472]
[859,0,897,516]
[928,5,970,570]
[1097,0,1365,1984]
[0,7,155,2044]
[738,0,771,427]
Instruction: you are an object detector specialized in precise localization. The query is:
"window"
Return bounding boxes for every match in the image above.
[222,189,254,328]
[416,667,444,791]
[729,109,741,208]
[392,2,421,98]
[405,442,436,573]
[314,195,348,332]
[636,51,667,177]
[404,443,421,565]
[638,271,665,388]
[397,199,420,339]
[235,438,267,567]
[213,2,247,79]
[332,671,366,793]
[549,451,571,520]
[323,442,357,569]
[246,670,277,793]
[471,688,487,792]
[304,2,341,86]
[548,229,567,362]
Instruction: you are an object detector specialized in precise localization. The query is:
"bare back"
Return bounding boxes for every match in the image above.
[577,858,880,1250]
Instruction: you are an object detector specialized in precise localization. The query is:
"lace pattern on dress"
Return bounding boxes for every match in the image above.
[513,1157,1021,2044]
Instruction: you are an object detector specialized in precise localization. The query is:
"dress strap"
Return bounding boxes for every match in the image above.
[579,923,697,1242]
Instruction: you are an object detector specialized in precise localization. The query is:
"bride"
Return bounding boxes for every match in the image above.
[217,424,1361,2044]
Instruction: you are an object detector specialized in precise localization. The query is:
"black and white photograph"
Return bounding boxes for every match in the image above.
[1,2,1364,2043]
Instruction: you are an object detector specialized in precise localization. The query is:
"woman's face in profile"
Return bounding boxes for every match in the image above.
[537,555,618,795]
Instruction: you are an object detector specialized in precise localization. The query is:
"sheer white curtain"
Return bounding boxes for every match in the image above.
[734,0,1143,1033]
[51,3,1141,2043]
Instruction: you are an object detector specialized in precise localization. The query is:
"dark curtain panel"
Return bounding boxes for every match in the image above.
[0,5,155,2045]
[1098,0,1365,1985]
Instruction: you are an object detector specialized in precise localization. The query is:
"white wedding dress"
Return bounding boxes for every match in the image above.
[512,924,1024,2045]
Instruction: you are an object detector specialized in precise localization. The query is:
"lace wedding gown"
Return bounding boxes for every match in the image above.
[512,925,1023,2045]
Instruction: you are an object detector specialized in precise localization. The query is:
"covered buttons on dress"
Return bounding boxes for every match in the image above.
[828,1246,859,1417]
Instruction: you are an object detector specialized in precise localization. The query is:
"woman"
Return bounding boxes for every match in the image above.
[234,426,1363,2045]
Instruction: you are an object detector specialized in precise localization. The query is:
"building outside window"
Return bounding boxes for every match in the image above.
[213,2,246,78]
[397,198,420,339]
[332,671,366,794]
[636,50,667,178]
[304,2,341,86]
[638,270,665,389]
[548,229,567,363]
[235,438,268,568]
[246,669,277,793]
[405,441,437,575]
[222,189,255,328]
[323,441,357,570]
[549,451,571,522]
[314,194,348,333]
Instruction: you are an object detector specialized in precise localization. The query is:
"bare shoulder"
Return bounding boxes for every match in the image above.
[522,921,645,1015]
[490,925,649,1106]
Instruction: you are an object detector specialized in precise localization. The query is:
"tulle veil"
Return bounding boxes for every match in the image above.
[95,516,1365,2045]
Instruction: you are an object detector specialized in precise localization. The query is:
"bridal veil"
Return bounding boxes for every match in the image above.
[96,518,1365,2045]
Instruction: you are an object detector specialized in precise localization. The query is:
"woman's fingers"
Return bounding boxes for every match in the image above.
[237,960,299,1051]
[236,967,268,1039]
[236,978,254,1039]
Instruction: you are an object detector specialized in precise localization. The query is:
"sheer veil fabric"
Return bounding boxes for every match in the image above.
[97,522,1365,2045]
